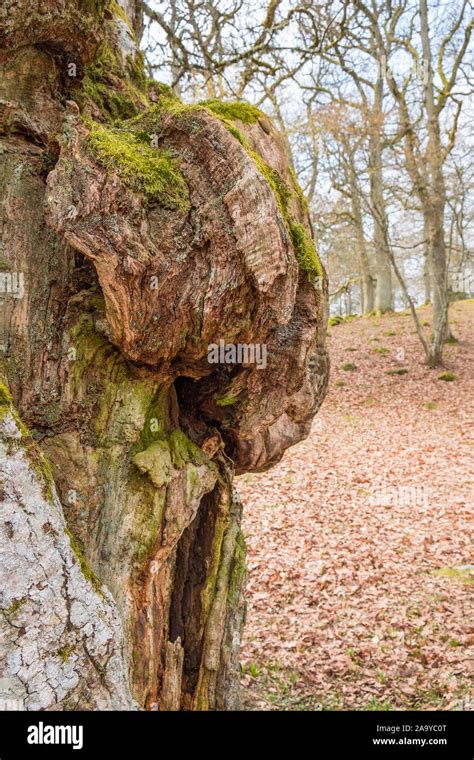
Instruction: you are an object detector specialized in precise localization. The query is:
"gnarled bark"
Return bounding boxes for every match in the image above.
[0,0,328,710]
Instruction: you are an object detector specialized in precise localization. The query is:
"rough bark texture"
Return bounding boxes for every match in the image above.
[0,0,328,710]
[0,403,134,710]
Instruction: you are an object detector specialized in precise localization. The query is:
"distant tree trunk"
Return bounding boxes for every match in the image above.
[348,164,375,313]
[369,75,393,313]
[0,0,328,710]
[419,0,451,356]
[423,217,432,304]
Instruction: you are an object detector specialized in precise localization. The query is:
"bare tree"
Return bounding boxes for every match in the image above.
[354,0,472,363]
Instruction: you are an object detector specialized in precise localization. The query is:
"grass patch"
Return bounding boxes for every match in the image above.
[386,368,408,375]
[432,566,473,584]
[438,371,457,382]
[365,697,392,711]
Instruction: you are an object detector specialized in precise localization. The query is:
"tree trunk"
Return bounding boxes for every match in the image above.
[348,164,375,313]
[0,0,328,710]
[369,71,393,313]
[423,217,431,304]
[419,0,450,356]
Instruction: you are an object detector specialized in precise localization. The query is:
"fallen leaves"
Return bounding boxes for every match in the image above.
[238,301,473,711]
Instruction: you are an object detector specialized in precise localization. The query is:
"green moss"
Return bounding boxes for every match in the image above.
[196,517,242,710]
[57,644,75,663]
[248,149,291,214]
[130,96,323,283]
[81,0,108,17]
[108,0,133,29]
[218,127,322,284]
[70,314,126,397]
[168,429,208,469]
[289,167,309,214]
[201,513,227,622]
[289,221,323,284]
[82,77,144,121]
[81,39,148,122]
[139,387,171,447]
[216,394,240,407]
[341,362,357,371]
[68,312,162,451]
[65,527,104,597]
[134,428,209,488]
[148,82,178,100]
[85,121,189,208]
[4,598,24,616]
[202,100,266,124]
[90,39,117,73]
[0,381,12,407]
[208,112,323,284]
[28,449,55,503]
[133,440,174,488]
[126,51,147,89]
[133,488,165,564]
[373,347,390,355]
[127,100,206,142]
[438,371,457,382]
[228,530,246,608]
[328,315,344,327]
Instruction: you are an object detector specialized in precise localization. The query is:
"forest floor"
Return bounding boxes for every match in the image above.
[237,299,473,711]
